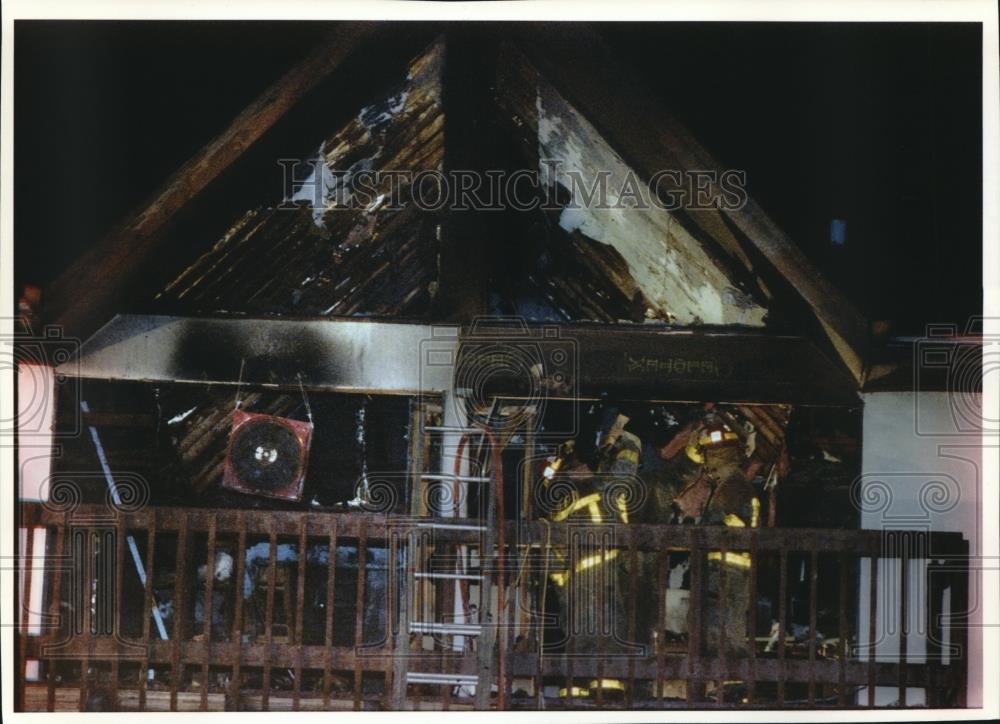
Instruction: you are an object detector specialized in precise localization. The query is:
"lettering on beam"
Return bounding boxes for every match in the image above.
[622,353,734,379]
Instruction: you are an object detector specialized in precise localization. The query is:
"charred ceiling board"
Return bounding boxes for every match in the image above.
[495,42,770,328]
[292,35,445,229]
[41,23,380,341]
[534,230,651,323]
[65,315,855,405]
[155,203,434,317]
[509,27,869,383]
[62,314,457,394]
[156,38,445,318]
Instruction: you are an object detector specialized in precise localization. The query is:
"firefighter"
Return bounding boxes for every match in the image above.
[689,411,760,658]
[540,409,643,698]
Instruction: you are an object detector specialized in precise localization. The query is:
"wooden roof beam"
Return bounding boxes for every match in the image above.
[40,22,379,341]
[432,28,500,322]
[513,26,870,384]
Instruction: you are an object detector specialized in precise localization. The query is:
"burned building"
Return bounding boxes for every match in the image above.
[11,21,984,713]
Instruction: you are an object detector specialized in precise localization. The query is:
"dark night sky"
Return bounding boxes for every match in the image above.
[14,21,983,335]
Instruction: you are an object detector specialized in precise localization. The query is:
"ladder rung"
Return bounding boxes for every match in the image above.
[414,572,484,581]
[406,672,479,685]
[409,622,482,636]
[416,523,486,531]
[422,473,492,483]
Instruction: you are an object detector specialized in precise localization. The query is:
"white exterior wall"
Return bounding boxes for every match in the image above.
[16,363,55,679]
[859,391,982,707]
[17,363,55,502]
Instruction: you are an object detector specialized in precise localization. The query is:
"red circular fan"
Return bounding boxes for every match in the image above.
[222,410,313,501]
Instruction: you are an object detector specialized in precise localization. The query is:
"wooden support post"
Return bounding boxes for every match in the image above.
[433,28,498,322]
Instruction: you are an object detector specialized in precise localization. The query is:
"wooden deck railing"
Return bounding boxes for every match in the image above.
[15,503,969,711]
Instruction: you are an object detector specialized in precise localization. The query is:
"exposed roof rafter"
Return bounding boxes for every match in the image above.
[41,22,380,340]
[512,26,870,383]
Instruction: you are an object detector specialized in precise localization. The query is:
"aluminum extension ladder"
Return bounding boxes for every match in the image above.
[393,424,504,709]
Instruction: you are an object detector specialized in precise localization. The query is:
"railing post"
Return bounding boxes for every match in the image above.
[390,528,409,709]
